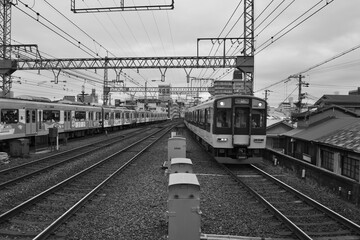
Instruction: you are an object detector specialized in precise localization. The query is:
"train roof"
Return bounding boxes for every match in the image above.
[187,94,266,110]
[15,95,52,102]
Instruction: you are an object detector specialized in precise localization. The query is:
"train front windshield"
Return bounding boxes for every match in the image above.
[214,97,266,134]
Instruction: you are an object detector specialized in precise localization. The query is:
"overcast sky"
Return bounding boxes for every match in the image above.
[9,0,360,106]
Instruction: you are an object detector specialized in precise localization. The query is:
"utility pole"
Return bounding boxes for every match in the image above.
[295,75,309,113]
[264,89,272,102]
[288,74,309,113]
[81,84,85,103]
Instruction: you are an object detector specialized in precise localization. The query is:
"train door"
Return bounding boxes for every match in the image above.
[25,109,37,134]
[233,106,251,147]
[89,111,94,128]
[234,107,250,135]
[64,110,71,130]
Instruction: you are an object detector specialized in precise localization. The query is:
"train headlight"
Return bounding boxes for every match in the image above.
[217,138,228,142]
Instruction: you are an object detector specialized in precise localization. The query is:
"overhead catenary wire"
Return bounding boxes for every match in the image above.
[256,43,360,93]
[44,0,111,57]
[215,0,335,82]
[255,0,334,54]
[15,0,100,58]
[15,0,145,90]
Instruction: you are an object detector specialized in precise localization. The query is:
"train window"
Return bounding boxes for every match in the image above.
[43,110,60,122]
[75,111,86,121]
[89,112,94,121]
[235,108,248,128]
[26,110,30,123]
[205,108,211,131]
[104,112,109,120]
[32,110,36,122]
[115,112,121,119]
[216,109,231,128]
[251,110,265,128]
[64,111,69,121]
[96,112,101,121]
[200,110,205,123]
[1,109,19,124]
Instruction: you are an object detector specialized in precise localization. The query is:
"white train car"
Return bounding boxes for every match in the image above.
[0,97,168,151]
[185,95,267,164]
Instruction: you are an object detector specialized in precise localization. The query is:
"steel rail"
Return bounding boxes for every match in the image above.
[0,124,173,225]
[251,164,360,235]
[33,124,176,239]
[0,128,148,189]
[221,163,312,240]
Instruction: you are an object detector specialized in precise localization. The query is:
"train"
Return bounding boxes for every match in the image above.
[0,97,168,151]
[184,94,267,164]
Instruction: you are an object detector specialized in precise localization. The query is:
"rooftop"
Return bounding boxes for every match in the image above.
[318,120,360,153]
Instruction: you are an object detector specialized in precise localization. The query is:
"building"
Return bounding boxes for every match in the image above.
[76,89,99,104]
[266,120,294,152]
[63,95,76,102]
[280,105,360,182]
[349,87,360,95]
[314,94,360,114]
[277,99,295,117]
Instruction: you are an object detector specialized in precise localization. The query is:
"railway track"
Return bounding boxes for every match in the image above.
[0,122,176,239]
[225,164,360,240]
[0,126,157,190]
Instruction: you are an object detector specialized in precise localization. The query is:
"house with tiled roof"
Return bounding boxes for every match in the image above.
[314,94,360,114]
[316,121,360,181]
[280,105,360,182]
[266,120,294,152]
[291,105,360,128]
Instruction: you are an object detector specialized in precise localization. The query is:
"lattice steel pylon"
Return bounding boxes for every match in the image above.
[0,0,13,98]
[238,0,254,95]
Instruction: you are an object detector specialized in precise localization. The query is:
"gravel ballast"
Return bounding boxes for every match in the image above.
[2,124,360,239]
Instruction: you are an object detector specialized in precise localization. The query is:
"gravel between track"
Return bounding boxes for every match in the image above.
[2,123,360,239]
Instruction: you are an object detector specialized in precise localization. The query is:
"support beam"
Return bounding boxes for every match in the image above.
[16,56,238,70]
[71,0,174,13]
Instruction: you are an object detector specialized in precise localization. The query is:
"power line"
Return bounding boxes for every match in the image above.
[44,0,110,57]
[255,0,334,54]
[14,2,99,58]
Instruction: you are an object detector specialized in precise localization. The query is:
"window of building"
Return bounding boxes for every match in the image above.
[320,149,334,171]
[341,155,359,181]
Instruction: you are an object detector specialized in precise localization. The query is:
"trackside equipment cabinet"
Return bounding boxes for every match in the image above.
[170,158,193,173]
[167,173,201,240]
[167,136,186,167]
